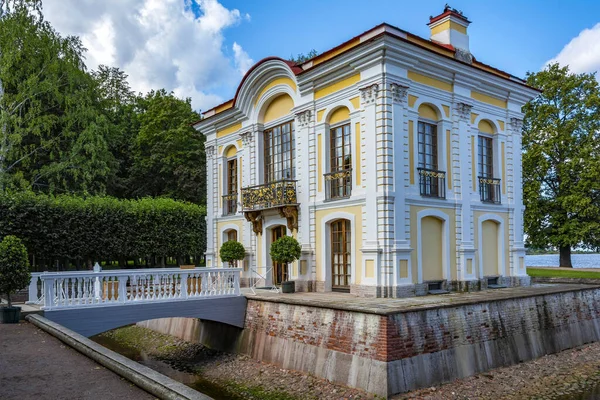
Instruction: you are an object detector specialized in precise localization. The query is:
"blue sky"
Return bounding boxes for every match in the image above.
[43,0,600,111]
[217,0,600,80]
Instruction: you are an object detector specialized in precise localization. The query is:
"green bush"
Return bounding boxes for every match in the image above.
[220,241,246,267]
[0,235,31,307]
[0,191,206,270]
[270,236,301,266]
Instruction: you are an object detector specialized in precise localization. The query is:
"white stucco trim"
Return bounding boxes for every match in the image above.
[320,211,357,291]
[477,213,506,277]
[416,209,451,284]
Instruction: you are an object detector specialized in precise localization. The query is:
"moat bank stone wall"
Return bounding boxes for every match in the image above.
[139,286,600,397]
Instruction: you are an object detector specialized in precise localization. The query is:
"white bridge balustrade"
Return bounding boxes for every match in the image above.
[29,267,246,337]
[28,268,241,310]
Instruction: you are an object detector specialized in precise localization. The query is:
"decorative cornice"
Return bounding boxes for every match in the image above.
[295,110,313,128]
[454,102,473,122]
[239,131,253,146]
[360,83,379,105]
[510,117,523,132]
[389,83,409,104]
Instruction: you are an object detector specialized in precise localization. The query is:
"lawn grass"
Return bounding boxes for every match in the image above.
[527,267,600,279]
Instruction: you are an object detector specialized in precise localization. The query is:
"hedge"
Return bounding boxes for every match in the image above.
[0,192,206,271]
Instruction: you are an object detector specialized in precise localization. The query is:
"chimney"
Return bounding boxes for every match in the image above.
[428,5,471,55]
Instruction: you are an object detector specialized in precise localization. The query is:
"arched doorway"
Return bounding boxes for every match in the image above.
[330,219,351,292]
[421,216,444,281]
[481,220,500,276]
[270,225,287,285]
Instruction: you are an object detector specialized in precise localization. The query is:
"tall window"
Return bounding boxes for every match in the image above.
[331,219,351,291]
[264,121,294,183]
[326,124,352,199]
[223,158,237,215]
[478,136,493,178]
[418,121,438,170]
[227,230,237,242]
[417,121,445,198]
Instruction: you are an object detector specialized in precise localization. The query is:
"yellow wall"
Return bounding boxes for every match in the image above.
[408,95,418,108]
[481,220,499,276]
[315,205,363,285]
[421,217,444,281]
[314,73,361,100]
[312,39,360,66]
[216,219,245,265]
[478,120,495,134]
[263,94,294,124]
[355,122,361,186]
[217,122,242,139]
[329,106,350,125]
[474,211,510,277]
[430,20,467,35]
[408,71,453,92]
[255,77,297,106]
[317,134,323,192]
[409,206,457,282]
[349,96,360,110]
[471,91,507,109]
[418,103,439,120]
[225,145,237,158]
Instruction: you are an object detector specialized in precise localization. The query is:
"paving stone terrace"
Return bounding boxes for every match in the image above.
[243,283,600,314]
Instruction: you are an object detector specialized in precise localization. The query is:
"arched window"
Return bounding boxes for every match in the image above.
[325,107,352,200]
[226,229,237,242]
[477,120,500,203]
[330,219,351,291]
[417,104,445,199]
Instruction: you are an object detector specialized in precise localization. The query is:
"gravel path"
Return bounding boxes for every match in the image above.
[0,322,155,400]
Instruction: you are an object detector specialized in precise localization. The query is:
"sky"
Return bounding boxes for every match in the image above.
[42,0,600,112]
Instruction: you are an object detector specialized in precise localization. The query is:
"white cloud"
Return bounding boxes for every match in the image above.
[42,0,253,111]
[546,23,600,74]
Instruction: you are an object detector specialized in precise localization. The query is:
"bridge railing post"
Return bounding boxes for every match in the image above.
[118,276,128,303]
[43,277,55,310]
[27,273,41,304]
[180,271,188,299]
[234,269,241,296]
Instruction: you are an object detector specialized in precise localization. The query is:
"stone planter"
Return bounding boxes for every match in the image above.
[281,280,295,293]
[0,306,21,323]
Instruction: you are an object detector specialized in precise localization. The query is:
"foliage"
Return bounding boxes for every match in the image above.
[0,191,206,270]
[269,236,301,265]
[128,89,206,204]
[219,240,246,265]
[289,49,318,64]
[527,267,600,279]
[0,234,31,306]
[0,0,114,194]
[522,63,600,267]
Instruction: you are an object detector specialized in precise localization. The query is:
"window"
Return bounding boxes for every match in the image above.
[223,158,237,215]
[478,135,500,203]
[264,121,294,183]
[330,219,351,291]
[325,124,352,200]
[227,230,237,242]
[417,121,445,198]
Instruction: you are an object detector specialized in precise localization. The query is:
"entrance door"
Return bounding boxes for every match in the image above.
[331,219,351,291]
[271,226,287,285]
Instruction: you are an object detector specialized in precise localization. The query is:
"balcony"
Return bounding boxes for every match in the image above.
[479,176,501,204]
[418,168,446,199]
[241,180,298,234]
[222,193,237,216]
[324,168,352,201]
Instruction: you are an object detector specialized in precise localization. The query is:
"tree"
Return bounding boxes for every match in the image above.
[0,0,114,195]
[220,240,245,268]
[269,236,301,282]
[522,63,600,267]
[289,49,318,64]
[0,235,31,307]
[129,89,206,204]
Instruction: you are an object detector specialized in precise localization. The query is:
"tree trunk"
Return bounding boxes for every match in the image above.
[559,246,573,268]
[7,292,11,308]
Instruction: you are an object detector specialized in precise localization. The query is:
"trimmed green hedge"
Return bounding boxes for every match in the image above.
[0,192,206,270]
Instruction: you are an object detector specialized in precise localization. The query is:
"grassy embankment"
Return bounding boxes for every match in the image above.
[527,267,600,279]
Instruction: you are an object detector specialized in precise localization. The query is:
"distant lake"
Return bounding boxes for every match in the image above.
[526,254,600,269]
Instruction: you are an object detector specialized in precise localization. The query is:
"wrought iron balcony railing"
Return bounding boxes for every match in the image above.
[418,168,446,199]
[324,168,352,201]
[222,193,237,216]
[479,176,501,204]
[241,179,297,211]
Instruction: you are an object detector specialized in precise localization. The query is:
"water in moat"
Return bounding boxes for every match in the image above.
[526,253,600,268]
[91,333,242,400]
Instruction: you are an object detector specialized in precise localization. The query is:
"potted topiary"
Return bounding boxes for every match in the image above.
[270,236,301,293]
[0,235,31,323]
[220,240,246,268]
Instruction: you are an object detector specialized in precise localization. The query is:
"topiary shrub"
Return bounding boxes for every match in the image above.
[270,236,301,282]
[220,240,246,267]
[0,235,31,307]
